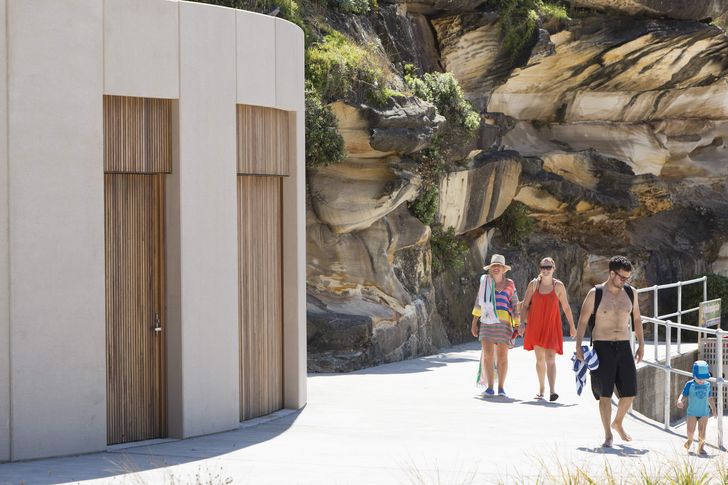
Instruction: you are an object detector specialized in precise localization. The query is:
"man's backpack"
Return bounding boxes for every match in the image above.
[587,284,635,342]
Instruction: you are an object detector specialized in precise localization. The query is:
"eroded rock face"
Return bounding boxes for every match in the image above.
[489,18,728,122]
[438,151,522,234]
[373,6,442,73]
[307,205,430,305]
[432,13,513,110]
[490,19,728,176]
[518,150,639,214]
[308,96,456,372]
[332,99,444,160]
[307,290,438,372]
[571,0,728,21]
[332,102,396,160]
[368,96,445,154]
[307,205,441,372]
[504,119,728,177]
[308,161,421,234]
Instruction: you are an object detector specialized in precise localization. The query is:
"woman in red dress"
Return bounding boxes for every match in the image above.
[521,257,576,401]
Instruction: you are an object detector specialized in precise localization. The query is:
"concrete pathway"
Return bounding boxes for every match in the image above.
[0,340,726,484]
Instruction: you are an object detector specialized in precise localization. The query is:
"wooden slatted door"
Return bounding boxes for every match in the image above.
[105,174,166,444]
[238,176,283,421]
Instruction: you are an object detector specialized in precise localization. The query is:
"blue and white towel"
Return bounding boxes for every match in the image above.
[571,345,599,396]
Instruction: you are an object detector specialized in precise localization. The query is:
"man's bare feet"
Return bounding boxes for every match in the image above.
[611,422,632,441]
[601,436,613,448]
[684,439,692,452]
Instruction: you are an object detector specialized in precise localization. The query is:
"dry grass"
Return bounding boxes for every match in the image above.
[401,449,728,485]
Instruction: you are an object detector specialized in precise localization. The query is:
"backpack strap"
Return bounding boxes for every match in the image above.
[624,283,635,330]
[624,284,634,308]
[588,285,603,346]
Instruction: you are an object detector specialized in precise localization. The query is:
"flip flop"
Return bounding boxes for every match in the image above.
[549,393,559,402]
[534,394,544,400]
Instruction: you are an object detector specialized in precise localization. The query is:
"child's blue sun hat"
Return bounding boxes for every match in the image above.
[692,360,711,380]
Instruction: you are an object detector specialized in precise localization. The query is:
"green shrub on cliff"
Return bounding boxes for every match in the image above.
[431,226,468,276]
[306,31,389,105]
[305,82,346,168]
[493,201,534,246]
[488,0,569,64]
[331,0,375,14]
[404,67,480,140]
[410,186,439,226]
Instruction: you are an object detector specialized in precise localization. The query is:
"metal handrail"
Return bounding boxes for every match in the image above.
[632,276,725,450]
[635,276,709,357]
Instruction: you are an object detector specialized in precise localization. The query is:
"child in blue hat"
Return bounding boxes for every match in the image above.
[676,360,717,455]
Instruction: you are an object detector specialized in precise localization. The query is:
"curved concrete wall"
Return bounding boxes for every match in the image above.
[0,0,305,462]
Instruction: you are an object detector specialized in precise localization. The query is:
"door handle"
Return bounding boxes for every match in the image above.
[154,313,162,333]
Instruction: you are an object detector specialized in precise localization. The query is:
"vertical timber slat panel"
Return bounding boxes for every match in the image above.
[105,174,166,444]
[237,105,290,176]
[238,176,283,420]
[104,96,172,173]
[155,175,167,438]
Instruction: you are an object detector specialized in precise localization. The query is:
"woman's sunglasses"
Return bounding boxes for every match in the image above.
[540,266,554,270]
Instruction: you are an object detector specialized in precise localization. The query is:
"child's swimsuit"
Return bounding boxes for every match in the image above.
[682,379,712,417]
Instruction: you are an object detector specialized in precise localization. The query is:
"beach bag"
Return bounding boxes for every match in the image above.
[479,275,500,325]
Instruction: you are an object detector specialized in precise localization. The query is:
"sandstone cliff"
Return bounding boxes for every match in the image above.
[304,0,728,371]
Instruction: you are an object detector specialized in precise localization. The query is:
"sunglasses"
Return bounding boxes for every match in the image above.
[539,266,554,270]
[612,271,632,283]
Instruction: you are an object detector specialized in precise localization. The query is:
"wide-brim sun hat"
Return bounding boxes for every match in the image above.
[692,360,711,380]
[483,254,512,271]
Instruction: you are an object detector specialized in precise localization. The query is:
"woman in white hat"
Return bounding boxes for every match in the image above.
[470,254,521,397]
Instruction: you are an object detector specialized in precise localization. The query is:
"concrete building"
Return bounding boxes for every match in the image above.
[0,0,306,462]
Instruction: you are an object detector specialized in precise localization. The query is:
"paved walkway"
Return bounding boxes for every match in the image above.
[0,340,726,484]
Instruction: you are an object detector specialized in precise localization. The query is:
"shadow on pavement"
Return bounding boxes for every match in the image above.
[310,341,530,377]
[474,396,523,404]
[577,444,650,457]
[309,356,477,378]
[0,410,302,485]
[520,400,577,408]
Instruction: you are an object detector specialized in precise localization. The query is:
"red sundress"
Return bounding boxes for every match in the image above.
[523,286,563,354]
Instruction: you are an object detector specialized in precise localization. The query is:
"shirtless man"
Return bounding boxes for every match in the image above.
[575,256,644,448]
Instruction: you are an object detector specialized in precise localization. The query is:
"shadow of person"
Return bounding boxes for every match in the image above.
[576,445,649,457]
[520,400,578,408]
[474,395,522,404]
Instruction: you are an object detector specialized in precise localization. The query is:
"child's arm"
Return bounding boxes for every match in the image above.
[709,397,717,417]
[678,381,692,409]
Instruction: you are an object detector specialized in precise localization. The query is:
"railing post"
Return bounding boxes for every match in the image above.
[654,285,659,361]
[717,328,725,450]
[664,322,672,430]
[703,276,709,343]
[677,281,682,354]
